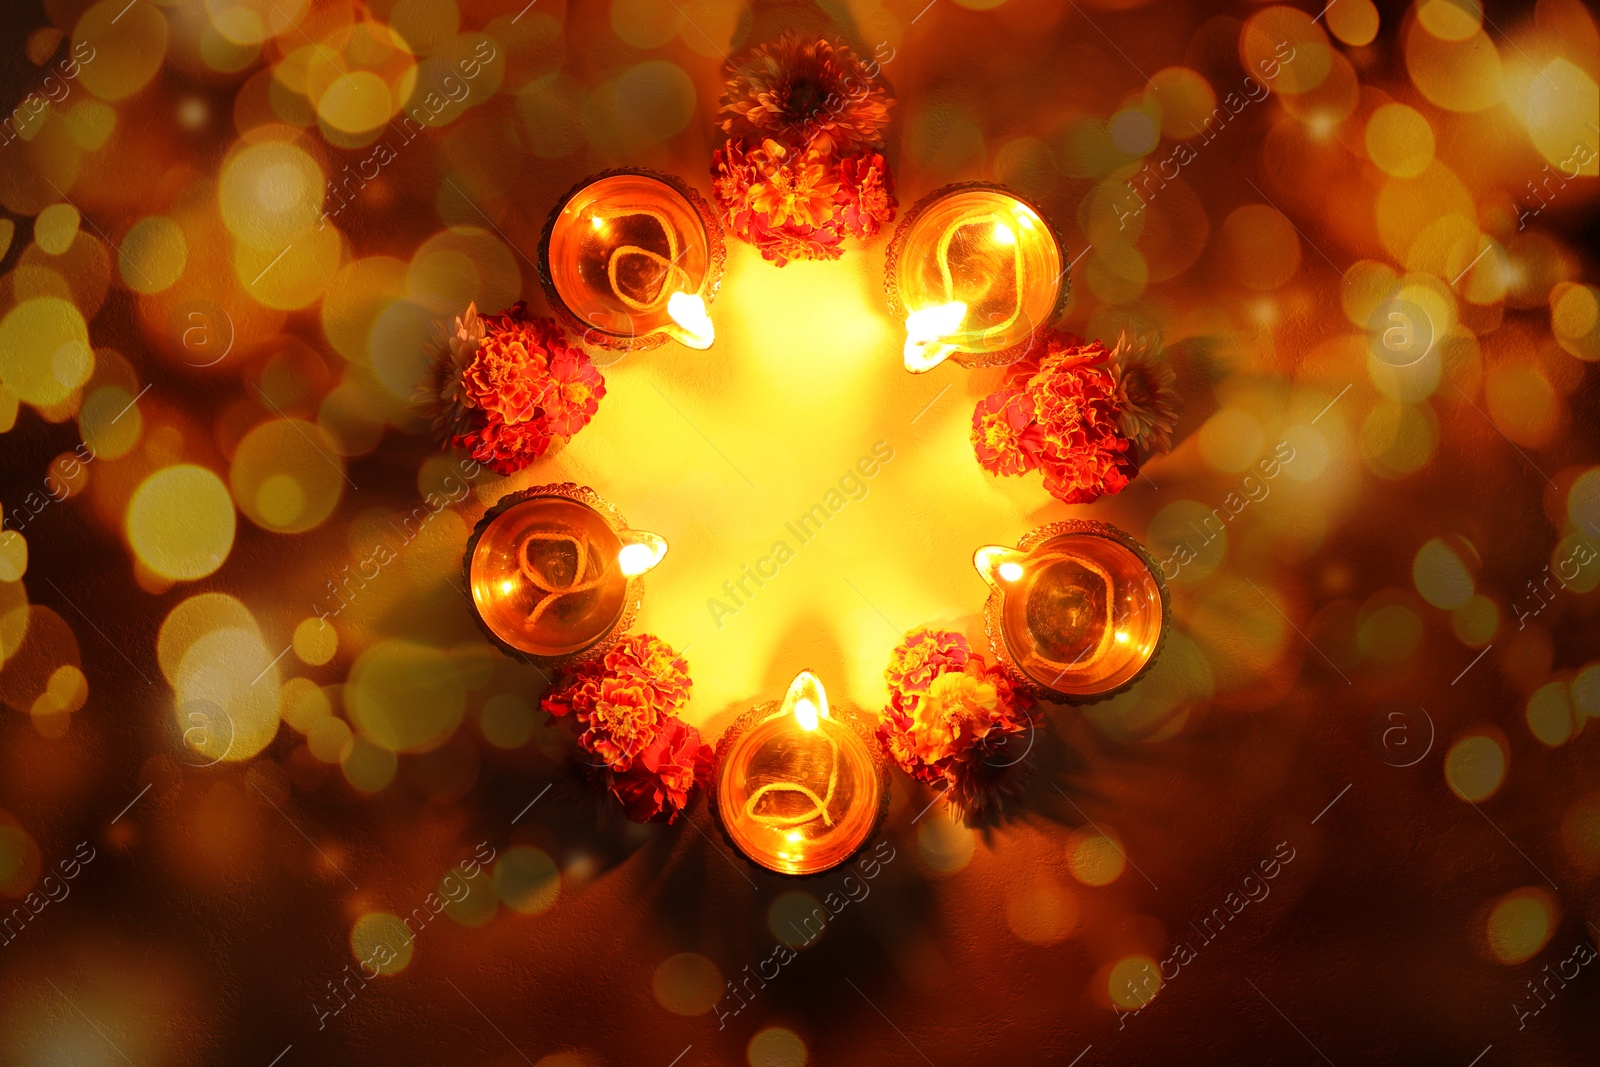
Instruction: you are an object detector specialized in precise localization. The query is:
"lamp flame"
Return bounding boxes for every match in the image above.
[665,291,715,349]
[903,301,967,372]
[974,545,1027,589]
[617,531,668,578]
[782,670,830,732]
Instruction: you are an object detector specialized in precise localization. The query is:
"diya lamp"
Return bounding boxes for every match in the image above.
[975,520,1168,702]
[463,484,667,668]
[539,169,725,352]
[713,670,889,877]
[885,182,1069,373]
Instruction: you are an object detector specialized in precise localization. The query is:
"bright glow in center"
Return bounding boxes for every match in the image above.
[998,561,1024,582]
[903,301,968,372]
[782,670,830,732]
[617,536,668,578]
[666,291,715,349]
[992,221,1016,245]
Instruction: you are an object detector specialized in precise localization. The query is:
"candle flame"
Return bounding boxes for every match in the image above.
[782,670,830,732]
[974,545,1027,589]
[665,291,715,349]
[903,301,967,372]
[616,531,668,578]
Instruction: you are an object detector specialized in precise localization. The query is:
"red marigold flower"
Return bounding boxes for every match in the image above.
[885,627,972,713]
[718,32,894,156]
[833,151,896,238]
[608,717,713,824]
[877,642,1037,827]
[971,330,1141,505]
[541,349,605,437]
[423,304,605,477]
[579,676,664,771]
[450,417,552,477]
[711,137,852,266]
[971,389,1043,476]
[541,661,603,726]
[602,633,692,718]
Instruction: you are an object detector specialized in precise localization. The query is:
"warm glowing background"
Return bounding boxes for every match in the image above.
[1,0,1598,1064]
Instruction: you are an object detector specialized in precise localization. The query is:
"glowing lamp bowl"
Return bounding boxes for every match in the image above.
[713,671,889,877]
[539,169,725,352]
[463,484,666,668]
[885,182,1069,373]
[976,521,1169,702]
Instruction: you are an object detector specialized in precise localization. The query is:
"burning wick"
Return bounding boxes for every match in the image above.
[743,671,839,829]
[666,291,715,349]
[616,532,668,578]
[903,300,968,372]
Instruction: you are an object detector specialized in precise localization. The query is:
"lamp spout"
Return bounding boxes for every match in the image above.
[974,545,1027,589]
[617,530,668,577]
[903,301,967,372]
[665,291,715,349]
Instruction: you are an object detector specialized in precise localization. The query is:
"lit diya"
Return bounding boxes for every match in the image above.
[539,169,724,352]
[713,670,888,877]
[975,520,1168,702]
[463,484,667,667]
[886,182,1068,372]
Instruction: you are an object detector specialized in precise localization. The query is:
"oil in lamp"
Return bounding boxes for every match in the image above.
[463,484,667,667]
[713,670,889,877]
[975,520,1168,702]
[539,169,725,352]
[885,182,1069,373]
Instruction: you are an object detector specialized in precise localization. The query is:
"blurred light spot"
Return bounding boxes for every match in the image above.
[35,203,81,255]
[1561,791,1600,870]
[119,217,187,293]
[76,0,168,101]
[747,1027,807,1067]
[1485,888,1555,965]
[350,912,414,975]
[293,616,337,665]
[1413,538,1474,609]
[611,0,680,48]
[1365,104,1434,178]
[278,676,331,732]
[1326,0,1378,45]
[1451,594,1499,647]
[1145,67,1217,141]
[1526,682,1577,747]
[652,953,722,1016]
[0,532,26,583]
[79,384,142,459]
[1066,830,1127,886]
[1198,408,1265,472]
[441,864,498,927]
[494,845,559,915]
[341,735,398,793]
[615,61,697,141]
[219,141,323,250]
[230,418,345,533]
[1108,954,1161,1010]
[348,640,466,753]
[480,693,535,749]
[1417,0,1482,41]
[1222,205,1300,291]
[127,465,236,580]
[0,297,93,407]
[1445,733,1506,802]
[1005,875,1079,945]
[916,815,974,873]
